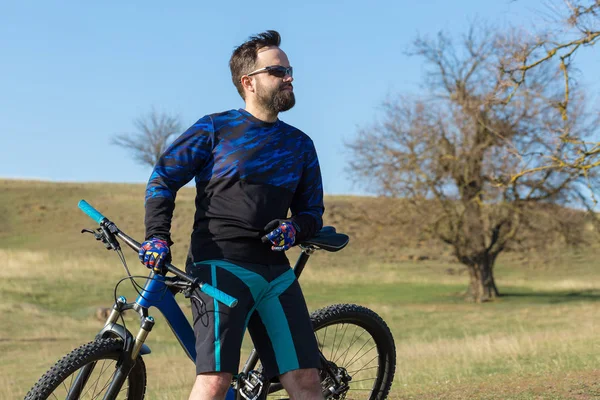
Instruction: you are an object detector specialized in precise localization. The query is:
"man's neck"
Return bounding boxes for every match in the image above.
[244,104,278,123]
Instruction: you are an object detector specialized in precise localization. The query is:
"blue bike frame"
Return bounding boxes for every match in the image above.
[134,274,197,363]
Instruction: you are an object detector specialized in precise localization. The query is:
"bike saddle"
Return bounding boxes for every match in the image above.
[300,226,349,252]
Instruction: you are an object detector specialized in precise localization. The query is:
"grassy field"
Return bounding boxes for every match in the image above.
[2,179,600,399]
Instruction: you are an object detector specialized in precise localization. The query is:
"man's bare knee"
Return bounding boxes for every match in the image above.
[189,372,233,400]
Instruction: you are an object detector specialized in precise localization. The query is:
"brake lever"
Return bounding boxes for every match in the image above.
[81,228,112,250]
[101,222,121,251]
[183,286,205,308]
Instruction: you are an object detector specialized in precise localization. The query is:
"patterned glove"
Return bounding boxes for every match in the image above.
[263,219,298,251]
[138,237,170,273]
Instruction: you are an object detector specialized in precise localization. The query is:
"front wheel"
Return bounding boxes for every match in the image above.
[264,303,396,400]
[25,338,146,400]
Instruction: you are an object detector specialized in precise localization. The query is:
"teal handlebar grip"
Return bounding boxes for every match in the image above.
[78,200,106,224]
[200,283,239,308]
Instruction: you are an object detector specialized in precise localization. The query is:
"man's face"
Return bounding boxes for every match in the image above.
[251,47,295,113]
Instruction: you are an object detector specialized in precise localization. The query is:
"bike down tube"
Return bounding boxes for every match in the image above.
[135,274,198,363]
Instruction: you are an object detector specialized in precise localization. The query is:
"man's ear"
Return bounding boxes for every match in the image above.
[240,75,255,94]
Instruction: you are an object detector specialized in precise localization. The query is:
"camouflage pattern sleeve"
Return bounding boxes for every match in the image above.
[289,138,324,242]
[144,116,215,243]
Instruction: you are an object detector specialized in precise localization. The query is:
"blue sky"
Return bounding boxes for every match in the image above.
[1,0,598,195]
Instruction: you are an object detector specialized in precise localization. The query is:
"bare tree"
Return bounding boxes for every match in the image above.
[347,25,597,302]
[499,0,600,175]
[112,108,182,168]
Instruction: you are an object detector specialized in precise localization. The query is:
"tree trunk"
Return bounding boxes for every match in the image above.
[466,258,498,302]
[489,270,501,297]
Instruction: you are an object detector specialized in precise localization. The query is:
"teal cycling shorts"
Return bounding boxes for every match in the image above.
[186,259,320,379]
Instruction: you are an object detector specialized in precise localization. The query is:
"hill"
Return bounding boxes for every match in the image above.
[1,178,597,266]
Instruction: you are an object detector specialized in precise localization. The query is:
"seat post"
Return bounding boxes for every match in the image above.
[292,246,315,278]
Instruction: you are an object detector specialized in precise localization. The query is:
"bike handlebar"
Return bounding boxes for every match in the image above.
[77,199,238,308]
[199,284,239,308]
[79,200,107,224]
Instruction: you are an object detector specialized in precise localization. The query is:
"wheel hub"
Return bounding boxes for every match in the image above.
[321,362,352,399]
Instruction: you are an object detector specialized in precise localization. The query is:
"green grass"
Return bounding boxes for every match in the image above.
[4,247,599,399]
[2,179,600,399]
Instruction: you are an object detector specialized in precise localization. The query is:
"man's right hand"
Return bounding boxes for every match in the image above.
[138,238,170,273]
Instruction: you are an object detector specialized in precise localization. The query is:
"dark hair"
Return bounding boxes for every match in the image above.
[229,30,281,99]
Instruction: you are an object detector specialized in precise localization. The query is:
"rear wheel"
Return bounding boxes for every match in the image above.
[264,303,396,400]
[25,338,146,400]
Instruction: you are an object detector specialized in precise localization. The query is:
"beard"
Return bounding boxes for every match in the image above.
[256,82,296,113]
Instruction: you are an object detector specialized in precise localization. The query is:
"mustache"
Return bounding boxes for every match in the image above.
[280,84,293,90]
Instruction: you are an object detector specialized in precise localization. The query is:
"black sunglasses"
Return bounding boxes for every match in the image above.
[247,65,293,78]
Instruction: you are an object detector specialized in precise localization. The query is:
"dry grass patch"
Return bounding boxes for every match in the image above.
[394,320,600,384]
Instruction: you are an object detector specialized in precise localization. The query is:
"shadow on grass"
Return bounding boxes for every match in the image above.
[499,288,600,304]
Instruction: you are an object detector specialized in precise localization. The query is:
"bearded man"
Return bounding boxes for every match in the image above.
[139,30,325,400]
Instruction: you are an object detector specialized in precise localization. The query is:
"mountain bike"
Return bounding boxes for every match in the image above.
[25,200,396,400]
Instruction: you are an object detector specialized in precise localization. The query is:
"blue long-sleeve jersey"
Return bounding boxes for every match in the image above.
[144,108,324,265]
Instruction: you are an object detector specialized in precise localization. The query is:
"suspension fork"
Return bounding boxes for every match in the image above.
[102,315,155,399]
[65,297,129,400]
[67,297,156,400]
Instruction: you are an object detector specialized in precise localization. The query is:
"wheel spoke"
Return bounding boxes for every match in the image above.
[93,372,130,400]
[347,365,379,375]
[321,326,328,352]
[89,370,120,400]
[334,324,358,366]
[350,378,376,384]
[68,372,74,394]
[65,363,96,399]
[345,344,377,370]
[332,323,350,362]
[91,359,108,397]
[330,322,340,361]
[336,326,368,365]
[61,380,70,397]
[80,360,115,399]
[345,325,362,365]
